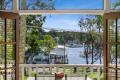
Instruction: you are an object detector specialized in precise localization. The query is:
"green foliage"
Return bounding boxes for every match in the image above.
[88,73,103,80]
[0,19,15,60]
[24,76,28,80]
[78,15,103,64]
[26,15,45,53]
[27,0,55,10]
[112,0,120,9]
[26,15,56,55]
[38,34,56,54]
[0,0,12,9]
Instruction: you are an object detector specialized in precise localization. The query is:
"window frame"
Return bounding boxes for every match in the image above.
[0,0,119,15]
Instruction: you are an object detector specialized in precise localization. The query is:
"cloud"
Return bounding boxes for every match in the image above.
[43,17,80,31]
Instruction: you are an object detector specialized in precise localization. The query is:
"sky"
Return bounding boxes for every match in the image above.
[4,0,119,10]
[53,0,103,10]
[42,0,103,31]
[4,0,119,31]
[41,0,118,31]
[25,0,103,9]
[43,14,83,32]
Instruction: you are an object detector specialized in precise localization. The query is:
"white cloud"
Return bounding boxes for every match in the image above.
[43,18,80,31]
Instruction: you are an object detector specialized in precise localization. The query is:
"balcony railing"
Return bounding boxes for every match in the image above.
[1,63,120,80]
[19,64,103,80]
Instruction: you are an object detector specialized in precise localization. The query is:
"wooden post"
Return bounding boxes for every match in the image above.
[16,17,20,80]
[103,14,108,80]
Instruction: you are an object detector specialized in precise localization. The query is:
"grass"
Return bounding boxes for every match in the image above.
[88,72,103,80]
[24,76,28,80]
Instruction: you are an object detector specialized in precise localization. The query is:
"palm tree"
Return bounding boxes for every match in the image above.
[94,15,103,65]
[94,15,103,76]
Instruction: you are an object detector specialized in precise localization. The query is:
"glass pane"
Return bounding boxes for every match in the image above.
[108,18,120,79]
[117,19,120,42]
[6,19,15,43]
[0,44,5,80]
[20,0,103,10]
[108,44,116,80]
[0,18,5,80]
[0,18,5,43]
[110,0,120,10]
[109,44,120,80]
[6,19,16,80]
[0,0,13,10]
[0,18,16,80]
[108,19,116,43]
[7,44,15,80]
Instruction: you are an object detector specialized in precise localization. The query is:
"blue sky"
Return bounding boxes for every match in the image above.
[43,14,83,31]
[4,0,119,10]
[53,0,103,9]
[42,0,118,31]
[41,0,103,31]
[18,0,119,31]
[25,0,103,10]
[2,0,119,31]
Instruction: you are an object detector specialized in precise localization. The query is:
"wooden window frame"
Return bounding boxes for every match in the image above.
[0,11,20,80]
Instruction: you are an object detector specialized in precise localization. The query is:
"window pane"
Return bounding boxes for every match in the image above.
[6,19,15,42]
[0,0,13,10]
[117,19,120,42]
[20,0,103,10]
[110,0,120,10]
[108,19,116,43]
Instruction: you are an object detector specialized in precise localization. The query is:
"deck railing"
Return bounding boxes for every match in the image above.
[19,64,103,80]
[1,63,120,80]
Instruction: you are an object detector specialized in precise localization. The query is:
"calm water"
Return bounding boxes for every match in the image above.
[66,47,102,64]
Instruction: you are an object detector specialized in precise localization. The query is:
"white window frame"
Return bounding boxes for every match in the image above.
[1,0,119,15]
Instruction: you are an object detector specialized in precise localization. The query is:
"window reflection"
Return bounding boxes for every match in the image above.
[20,0,103,10]
[0,0,12,10]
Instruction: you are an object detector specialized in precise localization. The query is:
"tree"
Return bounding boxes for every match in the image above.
[26,15,45,63]
[112,0,120,9]
[78,17,95,64]
[39,34,56,54]
[26,15,56,63]
[27,0,55,10]
[78,17,94,80]
[94,15,103,65]
[78,16,104,79]
[0,0,12,9]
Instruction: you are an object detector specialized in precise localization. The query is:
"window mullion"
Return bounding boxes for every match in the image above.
[13,0,19,12]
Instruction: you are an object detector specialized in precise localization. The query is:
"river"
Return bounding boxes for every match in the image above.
[65,47,102,64]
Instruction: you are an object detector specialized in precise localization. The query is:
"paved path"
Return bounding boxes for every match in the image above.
[27,77,92,80]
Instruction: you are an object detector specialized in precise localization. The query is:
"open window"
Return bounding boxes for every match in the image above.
[104,12,120,80]
[0,11,19,80]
